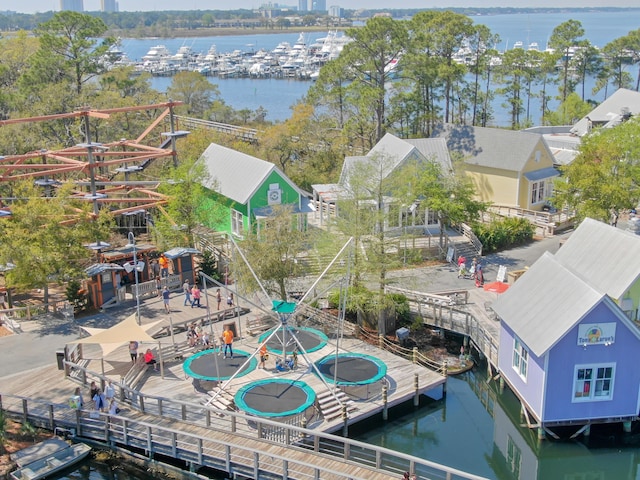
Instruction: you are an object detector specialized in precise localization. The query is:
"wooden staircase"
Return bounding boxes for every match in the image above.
[203,387,236,416]
[316,388,357,422]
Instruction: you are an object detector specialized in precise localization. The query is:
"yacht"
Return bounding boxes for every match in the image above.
[142,45,171,62]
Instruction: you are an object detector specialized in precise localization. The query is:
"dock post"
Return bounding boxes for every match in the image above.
[382,384,388,421]
[342,405,348,436]
[301,417,307,438]
[624,421,632,433]
[413,373,420,407]
[412,347,418,364]
[378,334,384,350]
[499,376,505,393]
[537,427,546,441]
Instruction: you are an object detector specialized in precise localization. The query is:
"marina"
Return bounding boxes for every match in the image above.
[107,31,351,81]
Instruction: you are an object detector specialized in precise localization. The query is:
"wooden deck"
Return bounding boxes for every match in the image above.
[0,291,486,480]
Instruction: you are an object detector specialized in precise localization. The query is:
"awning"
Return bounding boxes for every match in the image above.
[71,315,165,356]
[85,263,124,277]
[524,167,560,182]
[164,247,201,260]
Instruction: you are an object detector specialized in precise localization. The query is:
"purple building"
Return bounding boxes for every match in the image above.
[493,219,640,438]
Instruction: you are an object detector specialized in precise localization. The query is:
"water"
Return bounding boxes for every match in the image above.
[116,10,640,123]
[353,365,640,480]
[57,457,164,480]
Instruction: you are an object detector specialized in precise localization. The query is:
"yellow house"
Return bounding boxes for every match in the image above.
[434,124,559,210]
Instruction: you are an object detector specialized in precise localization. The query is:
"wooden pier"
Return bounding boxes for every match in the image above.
[0,293,489,480]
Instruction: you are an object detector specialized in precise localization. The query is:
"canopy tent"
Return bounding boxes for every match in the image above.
[71,314,165,357]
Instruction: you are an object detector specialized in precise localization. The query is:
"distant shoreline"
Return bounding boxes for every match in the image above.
[108,26,345,39]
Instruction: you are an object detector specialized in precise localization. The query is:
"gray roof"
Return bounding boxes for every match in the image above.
[571,88,640,137]
[432,124,550,172]
[554,218,640,300]
[404,137,453,173]
[339,133,452,189]
[85,263,124,276]
[198,143,276,205]
[492,252,605,356]
[164,247,200,259]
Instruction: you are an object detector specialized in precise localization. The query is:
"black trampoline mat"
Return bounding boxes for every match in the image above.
[265,328,323,354]
[241,382,310,414]
[188,353,251,379]
[317,356,380,384]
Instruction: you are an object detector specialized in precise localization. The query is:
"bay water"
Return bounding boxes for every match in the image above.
[117,10,640,123]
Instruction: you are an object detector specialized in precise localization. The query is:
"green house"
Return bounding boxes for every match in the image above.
[197,143,312,237]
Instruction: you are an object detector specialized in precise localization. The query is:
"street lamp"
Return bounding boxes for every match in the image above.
[126,232,142,325]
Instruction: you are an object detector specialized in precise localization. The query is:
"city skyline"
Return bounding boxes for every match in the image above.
[8,0,640,14]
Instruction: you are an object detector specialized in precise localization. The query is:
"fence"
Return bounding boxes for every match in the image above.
[0,389,488,480]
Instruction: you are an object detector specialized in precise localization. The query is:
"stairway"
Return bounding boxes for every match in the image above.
[203,387,236,416]
[316,388,357,422]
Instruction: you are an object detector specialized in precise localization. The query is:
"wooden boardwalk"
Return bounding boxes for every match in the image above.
[0,291,491,480]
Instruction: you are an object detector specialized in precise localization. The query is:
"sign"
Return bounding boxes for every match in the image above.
[446,247,454,264]
[496,265,507,283]
[577,323,616,346]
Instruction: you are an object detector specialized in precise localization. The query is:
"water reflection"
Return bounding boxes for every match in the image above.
[354,366,640,480]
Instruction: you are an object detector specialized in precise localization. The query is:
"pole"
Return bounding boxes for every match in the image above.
[129,232,141,325]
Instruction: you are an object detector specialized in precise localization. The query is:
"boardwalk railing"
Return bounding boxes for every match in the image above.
[487,204,575,236]
[385,286,499,369]
[0,298,71,323]
[174,115,260,142]
[0,392,489,480]
[358,327,448,375]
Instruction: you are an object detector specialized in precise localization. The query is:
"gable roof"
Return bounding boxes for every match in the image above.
[571,88,640,137]
[554,218,640,300]
[432,124,549,172]
[404,137,453,174]
[492,252,606,357]
[198,143,303,205]
[339,133,452,190]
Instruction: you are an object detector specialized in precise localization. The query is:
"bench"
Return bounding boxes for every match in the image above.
[246,315,275,335]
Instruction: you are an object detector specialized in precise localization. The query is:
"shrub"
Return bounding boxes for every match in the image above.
[65,279,88,312]
[473,217,534,253]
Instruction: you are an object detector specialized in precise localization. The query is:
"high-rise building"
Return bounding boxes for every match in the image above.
[298,0,307,12]
[60,0,83,11]
[328,5,341,18]
[312,0,326,12]
[101,0,118,12]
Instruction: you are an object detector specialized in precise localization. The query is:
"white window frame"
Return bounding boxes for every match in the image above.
[231,209,244,237]
[572,363,615,402]
[530,180,545,205]
[512,337,528,380]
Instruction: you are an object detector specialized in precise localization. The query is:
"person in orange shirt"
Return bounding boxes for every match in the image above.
[221,325,234,359]
[158,254,169,277]
[259,343,268,369]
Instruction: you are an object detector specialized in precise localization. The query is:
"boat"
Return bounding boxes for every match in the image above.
[10,438,91,480]
[141,44,171,62]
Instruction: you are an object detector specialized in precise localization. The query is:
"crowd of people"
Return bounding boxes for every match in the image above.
[456,255,484,287]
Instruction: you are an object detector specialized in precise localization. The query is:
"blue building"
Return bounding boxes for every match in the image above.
[493,218,640,438]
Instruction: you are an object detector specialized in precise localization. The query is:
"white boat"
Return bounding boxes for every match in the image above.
[512,41,524,49]
[142,44,171,62]
[528,42,540,51]
[10,439,91,480]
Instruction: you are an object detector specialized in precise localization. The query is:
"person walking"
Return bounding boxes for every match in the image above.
[191,284,201,308]
[182,280,191,306]
[216,288,222,310]
[129,340,139,363]
[226,292,234,308]
[221,325,234,359]
[162,286,171,313]
[104,380,116,404]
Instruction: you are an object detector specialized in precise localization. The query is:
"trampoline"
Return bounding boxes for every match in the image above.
[183,349,256,381]
[259,326,328,355]
[235,379,316,419]
[315,353,387,386]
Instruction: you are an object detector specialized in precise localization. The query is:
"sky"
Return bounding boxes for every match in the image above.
[8,0,640,14]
